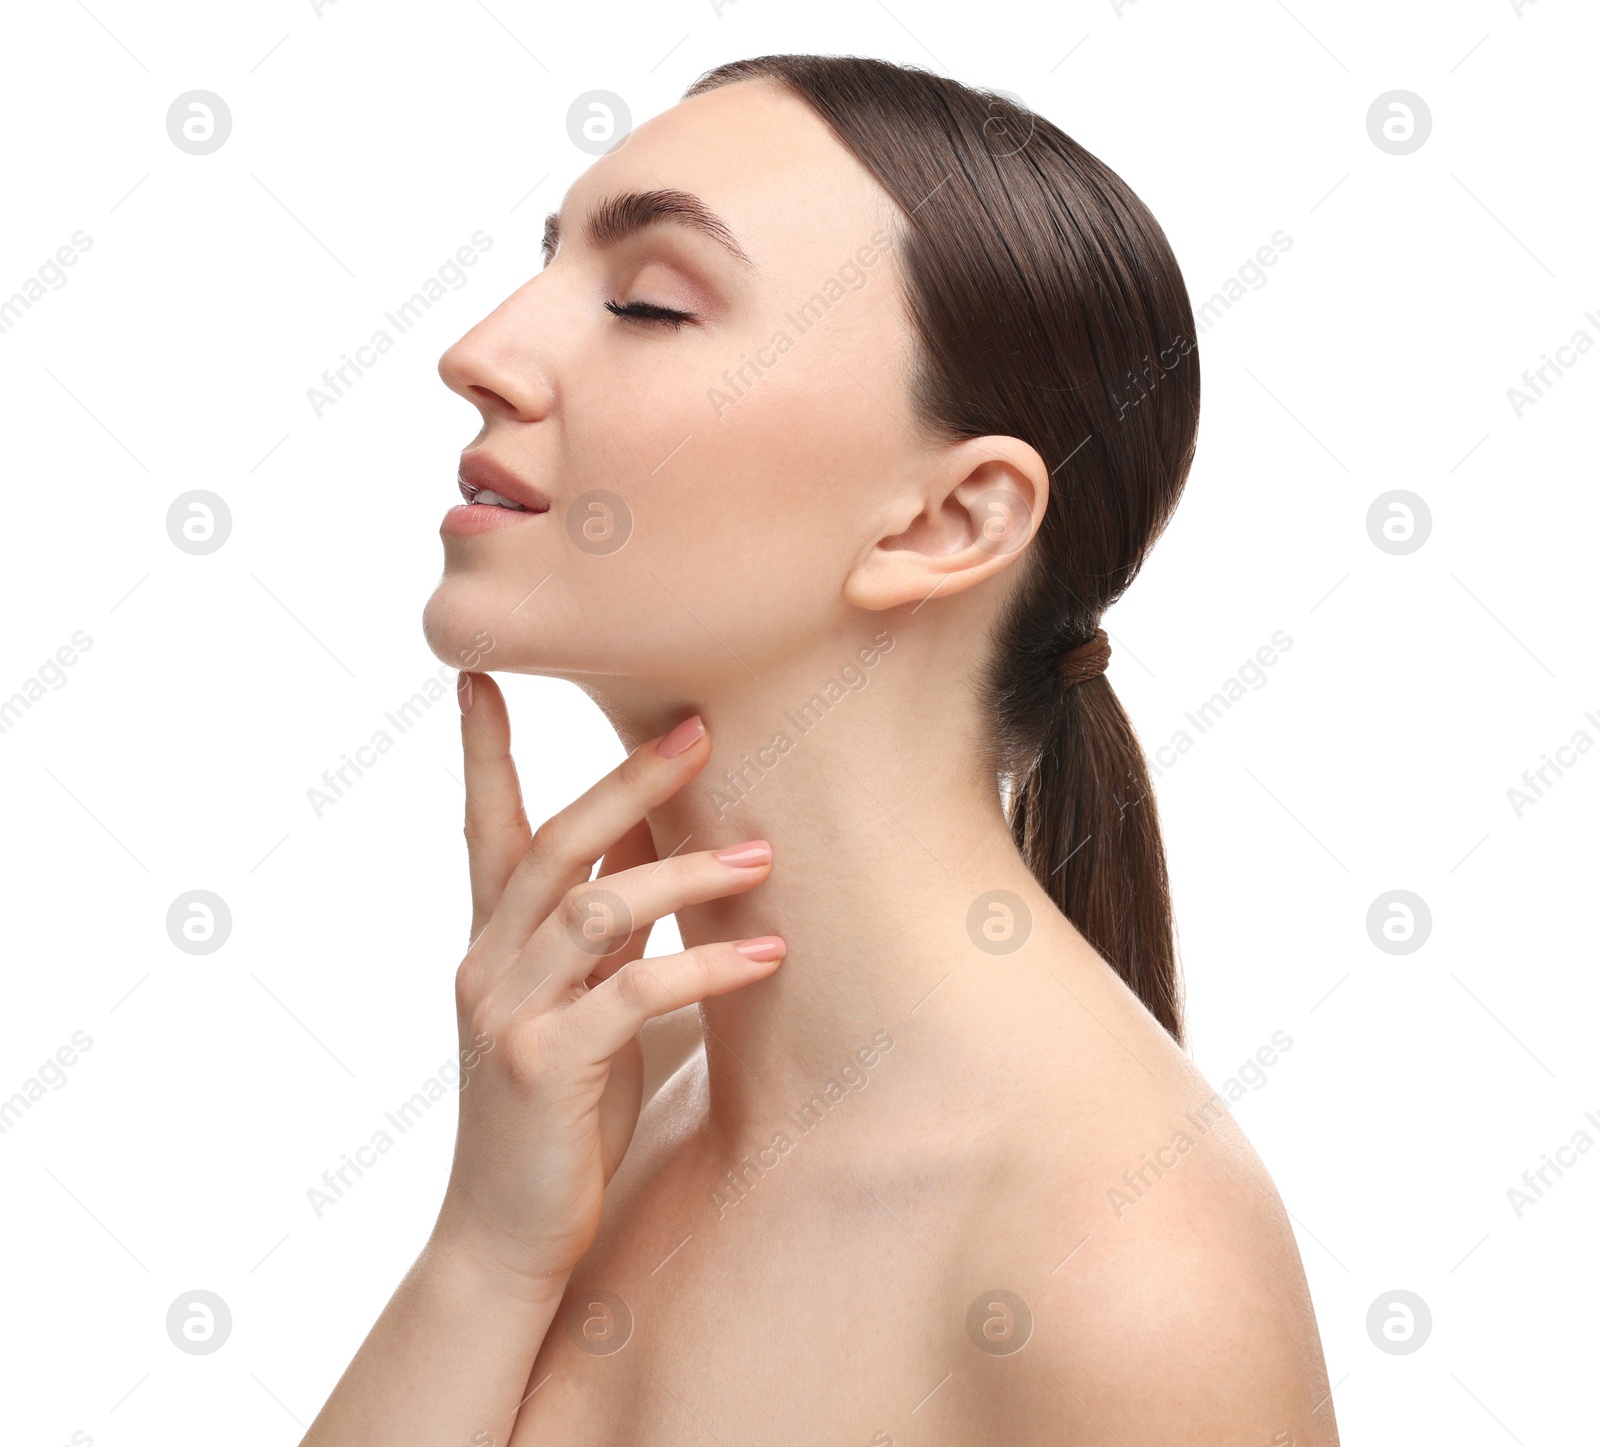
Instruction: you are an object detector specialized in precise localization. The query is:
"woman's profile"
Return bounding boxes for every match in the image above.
[303,53,1338,1446]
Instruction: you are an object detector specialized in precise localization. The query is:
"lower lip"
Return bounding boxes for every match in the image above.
[441,503,547,536]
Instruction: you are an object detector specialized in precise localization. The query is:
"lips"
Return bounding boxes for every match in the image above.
[456,451,552,513]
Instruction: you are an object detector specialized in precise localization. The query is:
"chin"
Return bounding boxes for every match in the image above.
[422,576,600,681]
[421,582,502,674]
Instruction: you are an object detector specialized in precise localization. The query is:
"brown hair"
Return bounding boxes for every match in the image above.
[685,57,1201,1043]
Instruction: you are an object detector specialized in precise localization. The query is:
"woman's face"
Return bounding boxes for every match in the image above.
[423,79,933,695]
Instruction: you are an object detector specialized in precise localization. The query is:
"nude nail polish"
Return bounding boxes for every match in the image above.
[716,840,772,867]
[658,714,706,758]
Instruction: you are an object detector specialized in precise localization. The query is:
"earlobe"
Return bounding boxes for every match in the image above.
[841,436,1050,612]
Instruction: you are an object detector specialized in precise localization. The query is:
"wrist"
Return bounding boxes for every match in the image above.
[422,1224,573,1314]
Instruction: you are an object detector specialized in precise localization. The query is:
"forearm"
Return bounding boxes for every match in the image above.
[300,1233,568,1447]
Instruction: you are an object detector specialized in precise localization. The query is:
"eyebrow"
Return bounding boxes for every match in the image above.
[542,188,753,268]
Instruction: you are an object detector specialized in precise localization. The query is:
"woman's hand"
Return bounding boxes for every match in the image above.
[433,671,783,1290]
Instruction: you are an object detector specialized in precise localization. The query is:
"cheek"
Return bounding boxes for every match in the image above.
[565,353,698,477]
[561,342,860,575]
[644,367,870,587]
[454,314,911,676]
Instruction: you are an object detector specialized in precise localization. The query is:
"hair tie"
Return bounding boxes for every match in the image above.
[1058,628,1110,687]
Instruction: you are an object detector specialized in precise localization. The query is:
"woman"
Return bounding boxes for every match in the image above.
[304,54,1338,1446]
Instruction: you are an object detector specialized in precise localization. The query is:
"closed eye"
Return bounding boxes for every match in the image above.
[605,298,696,329]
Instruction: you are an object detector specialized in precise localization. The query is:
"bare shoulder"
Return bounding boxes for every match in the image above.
[952,1014,1339,1446]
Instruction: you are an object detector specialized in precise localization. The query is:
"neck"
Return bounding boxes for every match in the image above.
[593,625,1047,1141]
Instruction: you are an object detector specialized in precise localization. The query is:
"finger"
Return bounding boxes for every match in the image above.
[457,669,537,941]
[476,714,711,957]
[488,841,774,1018]
[459,672,533,940]
[586,817,662,985]
[567,938,785,1063]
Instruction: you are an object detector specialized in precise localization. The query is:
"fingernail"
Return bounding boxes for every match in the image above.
[735,936,785,962]
[715,840,771,868]
[458,671,474,716]
[657,714,706,758]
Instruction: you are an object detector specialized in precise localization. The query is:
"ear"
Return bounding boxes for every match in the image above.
[842,434,1050,612]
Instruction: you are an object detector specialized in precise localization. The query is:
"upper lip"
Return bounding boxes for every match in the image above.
[456,451,552,513]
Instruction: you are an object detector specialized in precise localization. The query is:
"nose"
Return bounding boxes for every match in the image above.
[437,287,556,426]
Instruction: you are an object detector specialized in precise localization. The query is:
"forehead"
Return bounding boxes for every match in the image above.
[558,79,895,272]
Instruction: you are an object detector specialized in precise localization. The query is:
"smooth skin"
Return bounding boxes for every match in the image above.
[304,77,1338,1446]
[301,689,783,1445]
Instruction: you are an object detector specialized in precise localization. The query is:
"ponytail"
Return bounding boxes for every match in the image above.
[1007,670,1183,1044]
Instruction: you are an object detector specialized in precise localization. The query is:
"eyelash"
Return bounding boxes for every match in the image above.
[605,298,695,330]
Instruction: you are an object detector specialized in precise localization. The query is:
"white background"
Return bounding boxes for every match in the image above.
[1,0,1594,1443]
